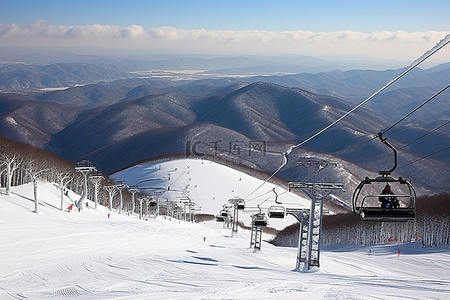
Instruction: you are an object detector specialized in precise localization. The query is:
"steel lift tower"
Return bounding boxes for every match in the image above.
[249,205,268,252]
[289,158,343,271]
[229,198,245,233]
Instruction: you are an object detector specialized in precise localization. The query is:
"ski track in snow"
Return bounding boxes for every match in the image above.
[0,176,449,299]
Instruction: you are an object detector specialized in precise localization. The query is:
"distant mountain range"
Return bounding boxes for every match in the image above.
[0,59,448,194]
[0,62,129,92]
[1,59,448,124]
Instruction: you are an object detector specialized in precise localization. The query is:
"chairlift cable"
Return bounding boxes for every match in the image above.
[242,35,450,200]
[398,120,450,150]
[245,187,290,207]
[334,85,450,159]
[364,121,450,171]
[381,84,450,135]
[286,37,450,156]
[245,188,278,202]
[360,119,449,170]
[335,135,378,156]
[166,170,186,191]
[246,186,288,204]
[398,146,450,170]
[256,190,289,207]
[285,165,309,180]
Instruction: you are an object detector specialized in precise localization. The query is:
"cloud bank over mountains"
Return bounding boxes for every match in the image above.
[1,20,448,61]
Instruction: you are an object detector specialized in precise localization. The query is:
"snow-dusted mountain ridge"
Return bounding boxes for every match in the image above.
[0,62,448,194]
[111,158,312,230]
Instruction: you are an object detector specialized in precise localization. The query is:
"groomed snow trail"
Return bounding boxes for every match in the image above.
[0,183,448,299]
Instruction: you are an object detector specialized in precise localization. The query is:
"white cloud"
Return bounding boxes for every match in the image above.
[0,20,145,39]
[0,21,448,62]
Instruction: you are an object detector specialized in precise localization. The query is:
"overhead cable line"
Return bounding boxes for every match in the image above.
[398,120,450,150]
[398,146,450,169]
[356,84,450,169]
[286,36,450,157]
[381,84,450,135]
[335,135,378,156]
[363,119,450,171]
[243,34,450,200]
[338,84,450,156]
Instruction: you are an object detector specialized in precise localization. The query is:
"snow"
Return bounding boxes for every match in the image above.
[112,158,311,230]
[39,87,70,91]
[0,174,449,299]
[4,116,17,125]
[411,34,450,67]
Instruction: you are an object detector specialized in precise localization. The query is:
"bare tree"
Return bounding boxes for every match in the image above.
[23,160,48,214]
[1,152,22,196]
[75,160,96,211]
[89,172,104,209]
[104,185,117,211]
[56,172,74,211]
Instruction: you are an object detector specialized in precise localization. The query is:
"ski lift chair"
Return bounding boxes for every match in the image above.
[352,133,416,222]
[252,213,268,227]
[268,205,285,218]
[215,215,225,222]
[352,176,416,222]
[237,199,245,210]
[267,188,285,218]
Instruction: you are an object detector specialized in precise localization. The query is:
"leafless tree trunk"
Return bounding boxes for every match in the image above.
[1,153,22,196]
[56,173,73,210]
[24,160,48,214]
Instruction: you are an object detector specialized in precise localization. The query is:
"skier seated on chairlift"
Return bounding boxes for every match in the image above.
[379,184,399,209]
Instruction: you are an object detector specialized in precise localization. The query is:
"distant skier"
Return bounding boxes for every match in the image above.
[379,184,399,209]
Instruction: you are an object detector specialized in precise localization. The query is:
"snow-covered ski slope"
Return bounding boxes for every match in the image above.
[0,182,449,299]
[112,158,311,230]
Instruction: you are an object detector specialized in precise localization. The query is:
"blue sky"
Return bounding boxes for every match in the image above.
[2,0,449,32]
[1,0,449,62]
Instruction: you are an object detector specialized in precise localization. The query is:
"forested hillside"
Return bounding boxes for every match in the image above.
[0,135,133,210]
